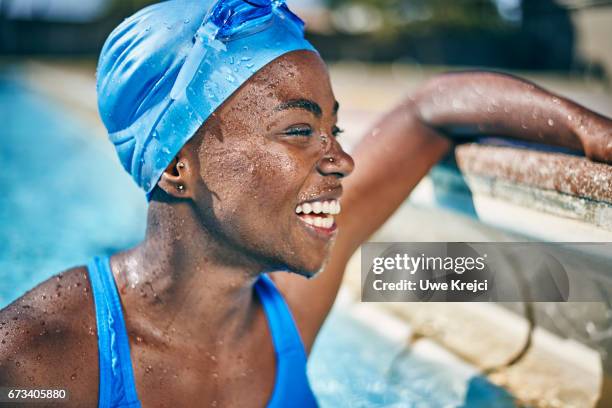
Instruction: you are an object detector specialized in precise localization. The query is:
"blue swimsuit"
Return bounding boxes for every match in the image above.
[87,256,318,407]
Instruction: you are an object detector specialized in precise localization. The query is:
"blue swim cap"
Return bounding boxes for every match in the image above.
[96,0,316,196]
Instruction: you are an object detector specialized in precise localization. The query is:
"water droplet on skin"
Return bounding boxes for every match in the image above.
[15,361,21,367]
[71,373,77,380]
[521,123,528,130]
[548,119,555,127]
[36,354,42,361]
[146,365,153,373]
[136,336,143,343]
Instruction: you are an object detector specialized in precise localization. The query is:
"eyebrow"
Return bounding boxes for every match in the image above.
[274,99,340,118]
[275,99,322,117]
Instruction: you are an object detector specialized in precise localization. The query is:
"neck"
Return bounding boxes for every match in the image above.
[113,199,264,344]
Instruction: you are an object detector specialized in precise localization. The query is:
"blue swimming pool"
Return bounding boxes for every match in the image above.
[0,68,515,407]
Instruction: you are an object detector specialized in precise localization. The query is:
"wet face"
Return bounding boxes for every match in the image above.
[188,51,354,277]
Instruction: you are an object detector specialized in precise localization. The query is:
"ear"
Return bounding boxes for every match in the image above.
[157,146,195,199]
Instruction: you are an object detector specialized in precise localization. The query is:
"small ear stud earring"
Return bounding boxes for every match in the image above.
[177,184,185,192]
[177,162,185,169]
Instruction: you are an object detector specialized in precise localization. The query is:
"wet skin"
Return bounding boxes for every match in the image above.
[1,50,612,407]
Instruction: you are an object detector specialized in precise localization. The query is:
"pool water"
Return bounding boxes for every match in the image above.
[0,68,515,407]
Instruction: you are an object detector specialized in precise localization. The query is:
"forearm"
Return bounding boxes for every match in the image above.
[411,71,612,162]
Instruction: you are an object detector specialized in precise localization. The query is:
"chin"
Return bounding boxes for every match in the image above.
[279,255,329,280]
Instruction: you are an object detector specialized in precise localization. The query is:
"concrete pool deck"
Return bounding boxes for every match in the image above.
[17,60,612,407]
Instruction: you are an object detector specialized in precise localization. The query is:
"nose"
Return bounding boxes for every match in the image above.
[316,138,354,178]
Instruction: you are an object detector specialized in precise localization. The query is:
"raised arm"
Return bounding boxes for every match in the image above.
[274,71,612,350]
[410,71,611,162]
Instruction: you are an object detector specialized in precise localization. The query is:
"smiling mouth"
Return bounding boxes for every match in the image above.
[295,199,341,236]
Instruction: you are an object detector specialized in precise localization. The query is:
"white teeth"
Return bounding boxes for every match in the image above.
[322,201,330,213]
[299,215,334,229]
[322,217,333,228]
[295,199,341,215]
[302,203,312,214]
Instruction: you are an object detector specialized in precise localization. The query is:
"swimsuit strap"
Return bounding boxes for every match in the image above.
[88,256,141,408]
[254,274,318,407]
[87,258,315,407]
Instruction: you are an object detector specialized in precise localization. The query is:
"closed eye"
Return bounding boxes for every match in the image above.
[283,125,313,137]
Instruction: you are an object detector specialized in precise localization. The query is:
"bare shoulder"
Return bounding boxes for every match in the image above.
[0,266,99,406]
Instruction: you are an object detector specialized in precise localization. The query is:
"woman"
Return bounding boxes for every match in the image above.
[1,0,611,407]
